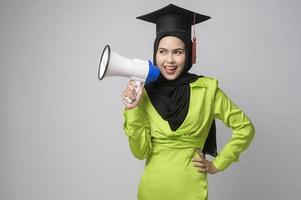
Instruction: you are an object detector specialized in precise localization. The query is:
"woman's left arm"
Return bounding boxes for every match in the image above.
[212,88,255,172]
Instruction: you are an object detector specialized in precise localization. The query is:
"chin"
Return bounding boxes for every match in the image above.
[162,73,179,80]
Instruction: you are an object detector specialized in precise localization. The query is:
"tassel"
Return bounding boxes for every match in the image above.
[192,13,197,64]
[192,36,196,64]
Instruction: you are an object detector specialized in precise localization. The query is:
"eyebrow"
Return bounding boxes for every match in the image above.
[158,47,185,51]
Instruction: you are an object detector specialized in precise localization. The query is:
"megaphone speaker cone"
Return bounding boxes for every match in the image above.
[98,45,111,80]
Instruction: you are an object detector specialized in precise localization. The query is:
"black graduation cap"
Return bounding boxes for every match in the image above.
[136,4,211,37]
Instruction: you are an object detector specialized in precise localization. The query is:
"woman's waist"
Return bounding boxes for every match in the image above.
[151,136,205,149]
[145,145,203,172]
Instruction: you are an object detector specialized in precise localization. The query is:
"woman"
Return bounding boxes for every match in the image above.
[122,4,255,200]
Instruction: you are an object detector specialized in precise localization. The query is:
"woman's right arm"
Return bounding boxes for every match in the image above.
[122,81,152,160]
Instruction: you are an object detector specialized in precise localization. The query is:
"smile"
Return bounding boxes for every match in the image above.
[164,66,178,74]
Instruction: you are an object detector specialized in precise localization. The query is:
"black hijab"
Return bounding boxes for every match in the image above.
[145,33,217,157]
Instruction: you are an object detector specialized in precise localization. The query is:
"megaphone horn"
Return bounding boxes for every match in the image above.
[98,45,160,83]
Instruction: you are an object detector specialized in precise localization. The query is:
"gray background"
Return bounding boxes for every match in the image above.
[1,0,300,199]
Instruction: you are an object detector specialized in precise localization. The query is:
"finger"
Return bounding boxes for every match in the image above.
[193,162,207,169]
[192,157,206,164]
[127,86,137,95]
[136,83,144,96]
[123,88,136,100]
[124,93,136,101]
[124,87,137,98]
[122,91,135,103]
[127,82,136,91]
[199,163,209,170]
[198,153,209,164]
[129,80,139,90]
[192,159,208,167]
[196,167,208,173]
[123,96,134,104]
[191,158,202,163]
[123,89,132,96]
[129,80,136,86]
[195,149,207,159]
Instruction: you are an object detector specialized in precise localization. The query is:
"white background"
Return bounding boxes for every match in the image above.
[1,0,300,199]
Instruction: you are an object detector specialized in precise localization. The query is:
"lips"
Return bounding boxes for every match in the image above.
[164,65,177,74]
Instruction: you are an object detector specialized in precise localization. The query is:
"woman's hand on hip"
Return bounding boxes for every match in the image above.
[192,152,220,174]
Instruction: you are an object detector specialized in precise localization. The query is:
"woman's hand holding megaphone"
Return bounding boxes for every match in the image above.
[122,80,144,109]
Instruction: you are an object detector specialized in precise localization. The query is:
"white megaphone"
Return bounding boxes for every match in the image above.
[98,45,160,102]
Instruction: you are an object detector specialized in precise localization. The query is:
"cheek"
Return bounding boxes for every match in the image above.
[175,55,186,75]
[177,55,186,67]
[176,65,184,75]
[155,54,163,73]
[155,52,160,60]
[155,53,164,66]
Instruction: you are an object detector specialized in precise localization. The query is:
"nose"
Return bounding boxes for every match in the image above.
[166,52,174,63]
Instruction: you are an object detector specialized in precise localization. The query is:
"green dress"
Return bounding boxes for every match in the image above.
[123,77,255,200]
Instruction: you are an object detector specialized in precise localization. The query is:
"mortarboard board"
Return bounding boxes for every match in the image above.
[136,4,211,38]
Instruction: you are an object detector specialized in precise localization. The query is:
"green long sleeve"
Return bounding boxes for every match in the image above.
[212,88,255,171]
[123,104,152,160]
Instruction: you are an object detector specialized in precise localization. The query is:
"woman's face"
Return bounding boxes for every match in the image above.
[156,36,186,80]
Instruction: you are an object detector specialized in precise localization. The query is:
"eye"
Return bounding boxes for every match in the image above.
[158,49,167,54]
[175,50,184,55]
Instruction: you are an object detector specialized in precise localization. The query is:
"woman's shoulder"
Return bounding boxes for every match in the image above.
[191,76,219,89]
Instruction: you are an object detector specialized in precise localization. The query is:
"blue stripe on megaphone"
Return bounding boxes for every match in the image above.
[145,60,160,83]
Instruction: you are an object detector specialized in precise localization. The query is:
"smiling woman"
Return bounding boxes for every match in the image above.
[156,36,186,80]
[121,4,255,200]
